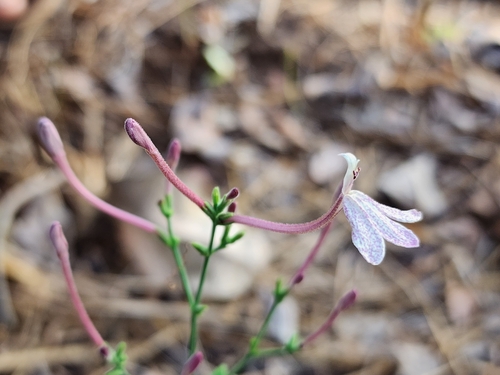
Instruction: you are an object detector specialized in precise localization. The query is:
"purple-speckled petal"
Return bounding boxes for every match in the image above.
[349,191,420,248]
[343,195,385,265]
[351,190,422,223]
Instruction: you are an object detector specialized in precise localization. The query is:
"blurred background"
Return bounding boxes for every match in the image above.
[0,0,499,374]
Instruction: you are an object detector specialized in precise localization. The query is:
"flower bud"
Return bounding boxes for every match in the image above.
[49,221,69,260]
[181,351,203,375]
[166,138,181,171]
[37,117,65,158]
[226,187,239,200]
[124,118,154,152]
[337,289,357,311]
[227,202,237,213]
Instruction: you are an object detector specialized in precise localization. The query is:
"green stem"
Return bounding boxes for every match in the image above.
[228,353,252,375]
[229,295,286,374]
[254,346,289,358]
[158,226,195,307]
[228,344,287,375]
[254,299,280,345]
[188,221,217,355]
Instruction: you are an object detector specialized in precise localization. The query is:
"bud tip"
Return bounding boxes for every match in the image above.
[49,221,69,259]
[37,117,64,158]
[166,138,181,169]
[124,118,153,151]
[226,187,239,200]
[181,351,203,375]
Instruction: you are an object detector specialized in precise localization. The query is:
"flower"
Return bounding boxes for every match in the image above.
[340,153,423,265]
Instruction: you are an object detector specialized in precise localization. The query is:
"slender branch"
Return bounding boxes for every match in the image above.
[289,221,332,286]
[54,155,157,233]
[124,118,205,208]
[227,193,343,234]
[49,222,108,356]
[188,222,217,355]
[301,290,357,347]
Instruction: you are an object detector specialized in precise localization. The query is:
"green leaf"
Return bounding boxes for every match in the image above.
[202,202,217,221]
[105,342,129,375]
[212,187,221,207]
[105,369,126,375]
[211,364,230,375]
[203,44,236,81]
[194,303,207,316]
[159,195,174,217]
[216,212,233,223]
[285,333,301,353]
[249,336,258,353]
[273,279,288,302]
[192,242,208,256]
[227,231,244,244]
[166,235,180,249]
[112,342,128,364]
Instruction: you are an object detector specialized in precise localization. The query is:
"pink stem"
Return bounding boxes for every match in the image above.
[38,117,158,234]
[289,183,342,284]
[53,155,157,233]
[289,221,333,286]
[301,289,357,347]
[49,222,107,353]
[227,192,344,234]
[124,119,205,208]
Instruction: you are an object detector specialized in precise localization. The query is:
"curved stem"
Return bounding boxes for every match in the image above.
[289,220,333,286]
[54,155,157,233]
[144,145,206,209]
[50,222,107,353]
[227,193,343,234]
[124,118,205,208]
[301,289,357,347]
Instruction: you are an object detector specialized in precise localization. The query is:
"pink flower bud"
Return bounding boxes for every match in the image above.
[124,118,154,152]
[166,138,181,171]
[226,187,239,200]
[336,289,357,311]
[228,202,237,213]
[37,117,65,158]
[181,351,203,375]
[49,221,69,260]
[124,118,205,208]
[302,289,357,347]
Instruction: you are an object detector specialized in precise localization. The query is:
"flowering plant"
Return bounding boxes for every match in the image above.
[38,117,422,374]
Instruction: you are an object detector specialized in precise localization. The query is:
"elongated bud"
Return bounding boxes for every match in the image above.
[302,289,357,347]
[228,202,237,213]
[289,222,333,287]
[166,138,181,170]
[226,187,239,200]
[125,118,205,208]
[37,117,65,158]
[49,221,107,353]
[124,118,154,152]
[181,351,203,375]
[336,289,357,311]
[212,186,221,205]
[165,139,181,195]
[49,221,69,260]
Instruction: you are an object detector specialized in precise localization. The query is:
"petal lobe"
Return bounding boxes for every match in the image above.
[343,195,385,265]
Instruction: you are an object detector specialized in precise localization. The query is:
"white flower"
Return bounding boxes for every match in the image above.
[340,153,423,265]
